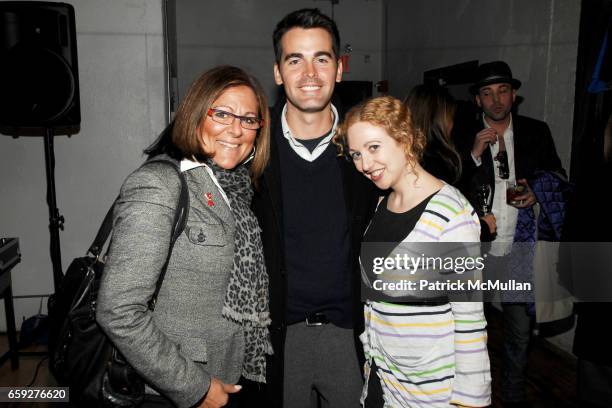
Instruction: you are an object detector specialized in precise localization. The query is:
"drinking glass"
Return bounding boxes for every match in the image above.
[506,182,526,206]
[476,184,492,215]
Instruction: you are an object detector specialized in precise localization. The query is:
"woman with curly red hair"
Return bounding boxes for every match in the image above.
[335,96,491,408]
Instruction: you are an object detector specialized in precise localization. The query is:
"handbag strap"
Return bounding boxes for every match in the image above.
[146,158,189,310]
[88,200,117,258]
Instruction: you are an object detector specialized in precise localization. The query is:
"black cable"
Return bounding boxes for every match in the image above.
[27,356,48,387]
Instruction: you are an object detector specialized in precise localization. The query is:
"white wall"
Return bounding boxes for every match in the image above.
[384,0,580,173]
[0,0,166,330]
[175,0,384,106]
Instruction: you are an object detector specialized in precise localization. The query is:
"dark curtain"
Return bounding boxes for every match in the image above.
[570,0,612,183]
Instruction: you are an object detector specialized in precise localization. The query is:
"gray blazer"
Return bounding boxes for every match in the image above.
[96,156,244,408]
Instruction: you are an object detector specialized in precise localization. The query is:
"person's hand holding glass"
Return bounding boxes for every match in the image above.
[506,179,536,208]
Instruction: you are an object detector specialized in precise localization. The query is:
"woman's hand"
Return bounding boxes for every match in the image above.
[198,377,241,408]
[480,213,497,235]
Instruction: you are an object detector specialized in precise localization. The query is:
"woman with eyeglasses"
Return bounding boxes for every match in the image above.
[97,66,271,408]
[335,96,491,408]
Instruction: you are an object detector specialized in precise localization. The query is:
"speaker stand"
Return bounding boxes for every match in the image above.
[43,128,64,292]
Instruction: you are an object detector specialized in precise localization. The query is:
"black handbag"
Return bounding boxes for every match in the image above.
[48,159,189,406]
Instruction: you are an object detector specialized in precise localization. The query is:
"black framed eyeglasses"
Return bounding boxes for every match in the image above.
[207,108,263,130]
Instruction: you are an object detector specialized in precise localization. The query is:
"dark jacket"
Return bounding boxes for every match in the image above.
[251,103,378,406]
[504,171,573,303]
[455,113,566,208]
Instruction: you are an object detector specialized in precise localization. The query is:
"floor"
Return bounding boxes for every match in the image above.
[485,305,579,407]
[0,308,580,407]
[0,339,56,407]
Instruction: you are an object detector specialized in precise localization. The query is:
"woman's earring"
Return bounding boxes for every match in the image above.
[243,145,256,164]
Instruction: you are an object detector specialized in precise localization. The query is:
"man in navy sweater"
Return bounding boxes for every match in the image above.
[252,8,378,407]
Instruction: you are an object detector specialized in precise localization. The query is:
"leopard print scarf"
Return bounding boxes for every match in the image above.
[207,160,272,383]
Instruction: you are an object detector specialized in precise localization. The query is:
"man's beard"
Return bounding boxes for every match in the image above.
[484,107,511,122]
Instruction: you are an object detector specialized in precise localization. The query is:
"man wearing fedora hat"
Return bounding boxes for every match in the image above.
[456,60,566,407]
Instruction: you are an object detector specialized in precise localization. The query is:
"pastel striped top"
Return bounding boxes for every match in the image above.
[361,184,491,407]
[402,183,481,243]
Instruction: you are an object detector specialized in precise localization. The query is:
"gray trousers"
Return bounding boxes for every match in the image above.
[283,322,362,408]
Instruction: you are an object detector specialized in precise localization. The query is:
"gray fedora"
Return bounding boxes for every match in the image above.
[469,61,522,95]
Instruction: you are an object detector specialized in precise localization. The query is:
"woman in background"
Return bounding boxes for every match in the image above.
[97,65,271,408]
[404,84,462,185]
[406,85,496,239]
[335,96,491,407]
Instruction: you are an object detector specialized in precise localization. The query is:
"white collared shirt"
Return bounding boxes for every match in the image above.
[472,114,518,256]
[180,158,231,208]
[280,103,339,162]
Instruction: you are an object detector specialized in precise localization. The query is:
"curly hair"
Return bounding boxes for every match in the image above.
[334,96,426,167]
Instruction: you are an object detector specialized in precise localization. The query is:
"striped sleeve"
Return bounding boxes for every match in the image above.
[443,194,491,407]
[393,185,491,405]
[440,190,491,407]
[449,301,491,407]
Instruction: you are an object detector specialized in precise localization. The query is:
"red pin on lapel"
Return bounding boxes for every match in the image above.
[205,192,215,207]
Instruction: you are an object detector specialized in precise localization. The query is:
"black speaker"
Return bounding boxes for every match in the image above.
[0,1,80,135]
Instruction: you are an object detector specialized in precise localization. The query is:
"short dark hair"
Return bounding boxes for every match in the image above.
[272,8,340,63]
